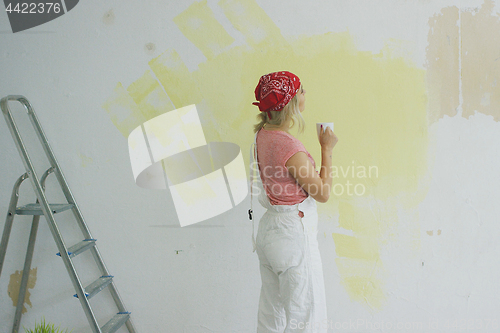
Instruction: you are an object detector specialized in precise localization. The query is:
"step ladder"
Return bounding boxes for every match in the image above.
[0,95,136,333]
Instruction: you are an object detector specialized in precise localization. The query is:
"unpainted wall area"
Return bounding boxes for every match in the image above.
[1,0,500,332]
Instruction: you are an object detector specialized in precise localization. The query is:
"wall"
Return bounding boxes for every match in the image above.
[1,0,500,332]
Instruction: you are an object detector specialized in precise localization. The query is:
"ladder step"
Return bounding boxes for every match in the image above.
[74,275,114,299]
[15,203,74,215]
[101,312,131,333]
[56,239,96,258]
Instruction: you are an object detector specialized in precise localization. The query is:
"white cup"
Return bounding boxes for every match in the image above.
[316,122,334,140]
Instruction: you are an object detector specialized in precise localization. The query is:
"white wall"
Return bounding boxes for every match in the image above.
[1,0,500,332]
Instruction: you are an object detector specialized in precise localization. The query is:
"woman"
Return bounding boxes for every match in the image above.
[251,71,338,332]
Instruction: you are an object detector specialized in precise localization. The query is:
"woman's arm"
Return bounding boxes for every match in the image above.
[285,127,337,203]
[286,151,332,203]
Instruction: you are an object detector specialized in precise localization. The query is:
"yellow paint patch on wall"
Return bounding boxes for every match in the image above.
[342,276,386,309]
[8,268,37,314]
[127,70,175,121]
[103,71,176,138]
[219,0,287,47]
[293,32,428,199]
[335,258,385,310]
[174,0,235,60]
[425,6,460,123]
[461,0,500,120]
[338,200,381,236]
[78,153,93,167]
[332,233,379,261]
[149,49,202,108]
[102,82,147,138]
[104,0,430,309]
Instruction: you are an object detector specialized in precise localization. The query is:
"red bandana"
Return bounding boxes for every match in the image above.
[252,71,301,119]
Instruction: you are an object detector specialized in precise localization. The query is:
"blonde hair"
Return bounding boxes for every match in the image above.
[253,93,305,134]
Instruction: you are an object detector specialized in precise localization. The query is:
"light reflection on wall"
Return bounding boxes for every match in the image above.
[128,104,247,226]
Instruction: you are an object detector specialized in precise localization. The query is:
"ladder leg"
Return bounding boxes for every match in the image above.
[90,247,137,333]
[12,216,40,333]
[0,173,28,278]
[0,214,15,278]
[50,226,101,333]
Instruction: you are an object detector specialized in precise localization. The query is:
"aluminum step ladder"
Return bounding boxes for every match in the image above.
[0,95,136,333]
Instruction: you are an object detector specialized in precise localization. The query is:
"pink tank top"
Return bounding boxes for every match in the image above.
[256,128,317,205]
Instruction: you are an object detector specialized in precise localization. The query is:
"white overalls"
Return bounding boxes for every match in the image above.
[249,130,328,333]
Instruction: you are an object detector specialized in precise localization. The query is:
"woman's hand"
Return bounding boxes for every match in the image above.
[319,125,338,151]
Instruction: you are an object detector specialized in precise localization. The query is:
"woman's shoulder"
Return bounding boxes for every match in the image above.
[258,128,301,142]
[258,129,306,152]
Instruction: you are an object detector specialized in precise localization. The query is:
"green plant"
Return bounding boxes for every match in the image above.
[23,317,72,333]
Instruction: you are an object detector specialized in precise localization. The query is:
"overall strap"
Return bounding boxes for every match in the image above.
[248,130,259,252]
